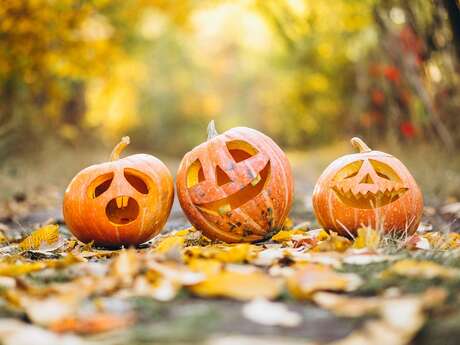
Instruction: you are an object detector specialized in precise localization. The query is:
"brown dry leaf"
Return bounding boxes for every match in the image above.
[288,264,361,299]
[18,224,60,251]
[382,259,460,280]
[49,313,135,334]
[190,269,282,300]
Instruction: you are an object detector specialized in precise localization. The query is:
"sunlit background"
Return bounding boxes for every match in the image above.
[1,0,460,208]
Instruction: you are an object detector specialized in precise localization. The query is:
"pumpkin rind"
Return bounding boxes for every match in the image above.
[176,126,294,243]
[63,143,174,247]
[312,138,423,236]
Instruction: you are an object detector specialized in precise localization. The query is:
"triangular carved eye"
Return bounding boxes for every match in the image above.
[124,169,149,194]
[226,140,258,162]
[216,166,232,186]
[88,173,114,199]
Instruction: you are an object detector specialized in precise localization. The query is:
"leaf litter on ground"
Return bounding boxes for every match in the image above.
[0,217,459,345]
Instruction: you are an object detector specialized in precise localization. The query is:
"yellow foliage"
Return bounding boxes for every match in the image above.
[353,227,381,251]
[184,243,259,263]
[18,224,59,251]
[190,270,282,300]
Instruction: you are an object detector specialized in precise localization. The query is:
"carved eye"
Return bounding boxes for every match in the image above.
[124,169,149,194]
[88,173,114,199]
[333,161,363,181]
[226,140,258,162]
[187,159,205,188]
[369,160,400,181]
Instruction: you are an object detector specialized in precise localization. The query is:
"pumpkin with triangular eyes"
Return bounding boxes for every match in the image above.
[312,138,423,236]
[63,137,174,247]
[176,122,294,243]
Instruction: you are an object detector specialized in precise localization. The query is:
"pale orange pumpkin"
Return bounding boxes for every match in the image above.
[312,137,423,236]
[63,137,174,247]
[176,122,294,243]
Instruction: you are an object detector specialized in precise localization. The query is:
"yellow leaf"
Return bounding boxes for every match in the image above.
[190,270,282,300]
[187,258,222,277]
[0,261,47,277]
[271,229,305,243]
[353,227,381,250]
[311,231,351,252]
[19,224,59,250]
[153,236,186,254]
[185,243,259,263]
[288,264,361,299]
[282,217,294,230]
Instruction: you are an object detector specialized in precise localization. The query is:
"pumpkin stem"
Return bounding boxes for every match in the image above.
[350,137,372,153]
[207,120,219,140]
[110,136,130,161]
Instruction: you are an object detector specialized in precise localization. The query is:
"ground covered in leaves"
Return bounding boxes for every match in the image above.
[0,206,460,345]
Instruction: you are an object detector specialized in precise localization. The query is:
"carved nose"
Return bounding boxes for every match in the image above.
[359,174,374,184]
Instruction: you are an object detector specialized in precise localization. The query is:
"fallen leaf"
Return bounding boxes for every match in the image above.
[382,259,460,280]
[49,313,135,334]
[288,264,361,299]
[352,227,381,251]
[190,269,282,300]
[18,224,60,251]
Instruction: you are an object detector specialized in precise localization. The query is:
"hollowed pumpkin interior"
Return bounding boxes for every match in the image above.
[332,159,408,209]
[124,169,149,194]
[88,173,114,199]
[198,161,271,215]
[186,140,270,215]
[106,196,140,225]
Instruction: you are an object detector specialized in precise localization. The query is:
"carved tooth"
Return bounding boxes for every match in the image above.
[218,204,232,215]
[123,196,129,207]
[116,196,123,209]
[251,174,261,186]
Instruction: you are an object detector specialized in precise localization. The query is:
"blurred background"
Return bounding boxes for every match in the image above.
[0,0,459,218]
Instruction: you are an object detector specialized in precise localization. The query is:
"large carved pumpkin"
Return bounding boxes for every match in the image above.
[63,137,174,247]
[176,122,294,243]
[312,137,423,236]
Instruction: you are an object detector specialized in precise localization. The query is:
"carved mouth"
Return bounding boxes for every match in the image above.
[333,186,408,209]
[106,196,139,225]
[196,162,271,216]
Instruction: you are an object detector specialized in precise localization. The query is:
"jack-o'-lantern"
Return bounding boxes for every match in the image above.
[312,137,423,236]
[63,137,174,247]
[176,121,294,243]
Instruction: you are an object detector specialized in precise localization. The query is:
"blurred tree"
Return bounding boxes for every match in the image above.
[0,0,195,157]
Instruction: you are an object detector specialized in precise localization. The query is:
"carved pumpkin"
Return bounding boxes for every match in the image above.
[63,137,174,247]
[176,122,294,243]
[312,137,423,236]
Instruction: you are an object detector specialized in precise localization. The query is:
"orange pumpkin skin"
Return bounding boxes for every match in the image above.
[312,138,423,236]
[176,123,294,243]
[63,137,174,247]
